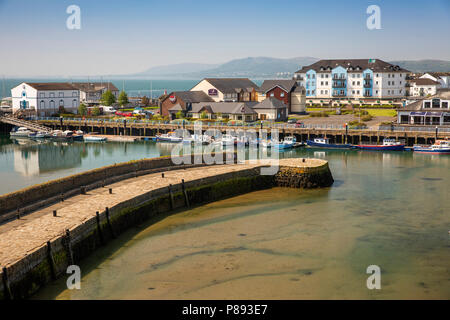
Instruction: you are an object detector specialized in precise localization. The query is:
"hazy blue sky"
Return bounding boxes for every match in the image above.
[0,0,449,77]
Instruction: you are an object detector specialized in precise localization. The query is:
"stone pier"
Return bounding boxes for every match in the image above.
[0,157,332,299]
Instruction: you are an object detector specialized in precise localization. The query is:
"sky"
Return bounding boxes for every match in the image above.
[0,0,449,77]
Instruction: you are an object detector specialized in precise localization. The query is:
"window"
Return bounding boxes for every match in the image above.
[59,99,64,107]
[357,81,360,85]
[352,81,355,85]
[321,81,324,86]
[321,90,324,94]
[72,91,78,97]
[325,81,328,85]
[270,93,274,97]
[72,99,77,107]
[311,90,315,95]
[280,92,285,97]
[59,92,64,97]
[325,74,329,78]
[50,92,55,98]
[39,92,45,98]
[40,100,45,108]
[376,81,379,85]
[392,81,395,85]
[432,98,440,108]
[352,90,355,94]
[442,102,448,108]
[424,101,431,108]
[357,90,360,94]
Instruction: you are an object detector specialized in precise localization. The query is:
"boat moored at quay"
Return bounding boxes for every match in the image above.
[355,139,405,151]
[307,137,353,149]
[413,139,450,154]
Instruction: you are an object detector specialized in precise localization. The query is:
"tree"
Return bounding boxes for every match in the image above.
[100,90,116,106]
[92,106,101,116]
[141,96,149,107]
[200,111,208,119]
[175,110,184,119]
[78,103,87,116]
[118,91,129,106]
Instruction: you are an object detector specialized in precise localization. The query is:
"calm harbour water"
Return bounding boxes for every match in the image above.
[1,136,449,299]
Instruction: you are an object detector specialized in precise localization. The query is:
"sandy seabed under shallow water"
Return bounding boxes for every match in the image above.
[34,150,450,300]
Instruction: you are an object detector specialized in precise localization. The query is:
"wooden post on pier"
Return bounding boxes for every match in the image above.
[95,211,104,245]
[46,241,57,280]
[105,207,116,238]
[65,229,74,266]
[2,267,13,300]
[168,184,175,210]
[182,179,190,208]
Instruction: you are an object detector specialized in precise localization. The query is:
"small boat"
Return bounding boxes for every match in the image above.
[154,131,183,143]
[84,136,107,142]
[50,130,83,141]
[307,137,353,149]
[261,140,272,148]
[10,127,33,137]
[413,140,450,154]
[222,134,236,146]
[34,131,51,139]
[272,136,297,150]
[356,138,405,151]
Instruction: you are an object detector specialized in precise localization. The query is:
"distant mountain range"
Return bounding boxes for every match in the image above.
[125,57,450,79]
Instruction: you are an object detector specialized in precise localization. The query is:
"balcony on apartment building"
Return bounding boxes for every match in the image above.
[364,74,372,80]
[332,91,346,97]
[332,81,346,88]
[363,80,372,88]
[332,74,346,80]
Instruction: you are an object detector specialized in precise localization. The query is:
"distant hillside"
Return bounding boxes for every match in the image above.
[389,60,450,73]
[189,56,319,78]
[125,57,450,79]
[133,63,219,77]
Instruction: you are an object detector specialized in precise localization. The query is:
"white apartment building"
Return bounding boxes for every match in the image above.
[294,59,410,104]
[11,82,79,116]
[419,72,450,88]
[407,78,440,97]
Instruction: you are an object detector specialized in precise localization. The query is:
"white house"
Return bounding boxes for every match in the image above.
[71,82,119,105]
[190,78,259,102]
[293,59,410,104]
[11,82,79,116]
[419,72,450,89]
[407,78,440,97]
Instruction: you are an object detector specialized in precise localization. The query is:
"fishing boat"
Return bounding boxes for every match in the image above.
[84,136,107,142]
[355,138,405,151]
[307,137,353,149]
[413,140,450,154]
[154,131,183,143]
[10,127,34,137]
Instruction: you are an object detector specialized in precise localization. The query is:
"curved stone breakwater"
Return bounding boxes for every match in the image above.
[0,156,333,300]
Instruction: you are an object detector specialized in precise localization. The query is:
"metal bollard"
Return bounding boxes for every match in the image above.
[53,210,57,217]
[109,188,112,194]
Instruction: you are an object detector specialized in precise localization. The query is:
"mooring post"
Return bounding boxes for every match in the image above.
[16,208,20,220]
[53,210,57,217]
[181,179,190,208]
[60,193,64,202]
[81,186,86,195]
[46,241,57,280]
[168,184,175,210]
[2,267,13,300]
[161,172,165,178]
[95,211,105,245]
[109,188,112,194]
[105,207,116,238]
[65,229,74,266]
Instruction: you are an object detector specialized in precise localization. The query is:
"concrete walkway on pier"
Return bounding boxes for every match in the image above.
[0,159,324,268]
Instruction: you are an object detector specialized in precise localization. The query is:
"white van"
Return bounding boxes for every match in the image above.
[101,106,117,114]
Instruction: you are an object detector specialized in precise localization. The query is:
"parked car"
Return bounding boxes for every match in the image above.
[101,106,117,114]
[287,119,297,124]
[295,120,304,128]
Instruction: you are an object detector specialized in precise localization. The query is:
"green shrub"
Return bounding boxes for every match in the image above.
[361,114,373,122]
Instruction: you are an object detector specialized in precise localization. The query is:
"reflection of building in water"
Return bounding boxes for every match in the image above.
[13,141,83,176]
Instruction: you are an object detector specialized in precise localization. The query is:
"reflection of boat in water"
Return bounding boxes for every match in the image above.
[414,140,450,154]
[30,131,51,139]
[10,127,34,138]
[307,137,353,149]
[355,139,405,151]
